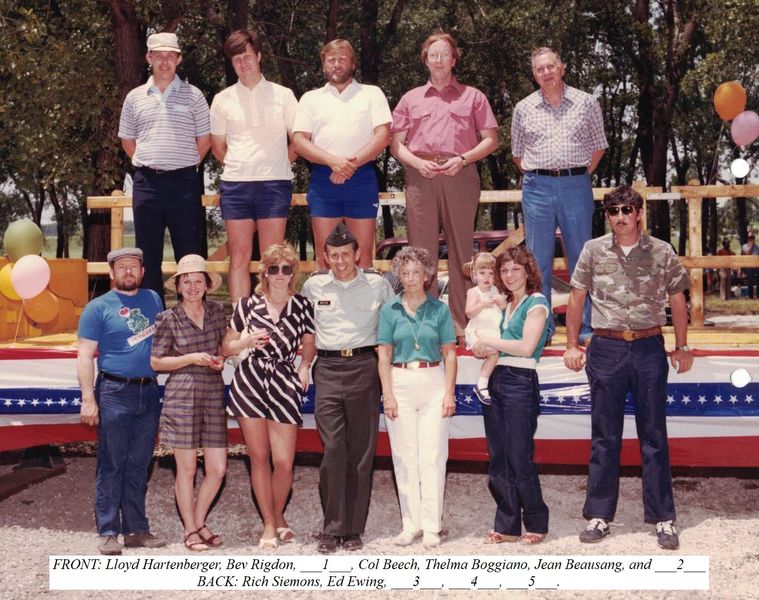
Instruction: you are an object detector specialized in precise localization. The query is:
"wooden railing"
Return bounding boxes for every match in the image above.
[87,183,759,327]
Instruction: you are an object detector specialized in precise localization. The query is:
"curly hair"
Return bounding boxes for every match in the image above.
[462,252,496,283]
[256,243,299,296]
[494,246,542,301]
[391,246,437,291]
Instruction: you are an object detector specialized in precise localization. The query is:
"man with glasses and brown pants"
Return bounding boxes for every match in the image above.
[563,185,693,550]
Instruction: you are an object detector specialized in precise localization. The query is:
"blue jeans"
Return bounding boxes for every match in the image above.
[95,376,161,536]
[521,171,593,338]
[583,335,676,524]
[133,166,205,304]
[483,365,549,536]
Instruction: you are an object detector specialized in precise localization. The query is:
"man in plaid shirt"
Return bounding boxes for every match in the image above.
[511,47,607,343]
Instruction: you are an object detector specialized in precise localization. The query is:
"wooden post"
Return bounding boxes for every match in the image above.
[687,180,704,327]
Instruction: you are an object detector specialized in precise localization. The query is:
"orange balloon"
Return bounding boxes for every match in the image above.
[23,289,60,323]
[713,81,747,121]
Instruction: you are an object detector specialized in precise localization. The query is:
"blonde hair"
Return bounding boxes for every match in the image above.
[463,252,496,282]
[320,39,356,68]
[256,243,300,296]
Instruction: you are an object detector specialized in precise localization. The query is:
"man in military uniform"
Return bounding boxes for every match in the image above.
[301,223,394,553]
[563,185,693,550]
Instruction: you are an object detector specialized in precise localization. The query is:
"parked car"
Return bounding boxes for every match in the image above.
[376,230,571,320]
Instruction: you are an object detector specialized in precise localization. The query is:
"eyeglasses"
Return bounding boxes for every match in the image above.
[428,53,452,62]
[606,205,636,216]
[266,264,294,276]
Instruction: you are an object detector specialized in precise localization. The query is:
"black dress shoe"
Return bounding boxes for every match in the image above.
[341,534,363,551]
[317,533,339,554]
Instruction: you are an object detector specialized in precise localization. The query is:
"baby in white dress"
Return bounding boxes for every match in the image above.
[464,252,506,404]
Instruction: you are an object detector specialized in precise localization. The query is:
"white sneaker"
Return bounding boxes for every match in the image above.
[422,531,441,547]
[393,530,421,546]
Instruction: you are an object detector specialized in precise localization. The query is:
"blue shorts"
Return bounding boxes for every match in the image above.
[219,180,292,221]
[307,164,379,219]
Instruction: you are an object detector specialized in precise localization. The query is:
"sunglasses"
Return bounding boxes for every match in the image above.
[266,264,294,276]
[606,205,636,216]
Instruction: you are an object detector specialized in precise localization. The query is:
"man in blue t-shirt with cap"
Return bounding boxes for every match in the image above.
[77,247,166,556]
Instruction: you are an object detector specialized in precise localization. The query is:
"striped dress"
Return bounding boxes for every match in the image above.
[228,293,315,425]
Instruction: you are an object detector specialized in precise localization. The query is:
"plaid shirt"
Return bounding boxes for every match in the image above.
[511,84,607,170]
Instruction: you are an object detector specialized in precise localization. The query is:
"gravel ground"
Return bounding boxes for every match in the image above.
[0,450,757,600]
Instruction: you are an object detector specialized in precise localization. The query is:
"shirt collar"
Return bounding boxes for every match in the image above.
[324,268,365,287]
[422,77,465,97]
[235,75,269,95]
[534,83,577,108]
[147,74,180,96]
[609,230,652,249]
[322,78,360,97]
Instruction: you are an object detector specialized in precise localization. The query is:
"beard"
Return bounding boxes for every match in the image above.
[114,275,141,292]
[325,67,353,86]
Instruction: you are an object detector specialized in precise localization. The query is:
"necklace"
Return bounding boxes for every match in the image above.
[410,303,428,351]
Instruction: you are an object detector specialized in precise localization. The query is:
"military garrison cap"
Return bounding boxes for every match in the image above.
[325,222,357,247]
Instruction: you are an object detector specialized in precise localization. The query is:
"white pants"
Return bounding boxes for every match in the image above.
[385,366,451,534]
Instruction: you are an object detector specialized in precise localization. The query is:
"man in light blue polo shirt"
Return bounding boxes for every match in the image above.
[119,32,211,303]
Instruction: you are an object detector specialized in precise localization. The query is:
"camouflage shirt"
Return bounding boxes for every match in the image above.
[571,232,689,329]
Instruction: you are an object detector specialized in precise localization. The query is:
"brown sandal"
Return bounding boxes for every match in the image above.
[484,531,520,544]
[184,530,209,552]
[198,524,223,548]
[520,532,546,544]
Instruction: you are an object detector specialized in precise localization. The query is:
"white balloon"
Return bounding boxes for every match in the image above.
[730,368,752,389]
[730,158,750,179]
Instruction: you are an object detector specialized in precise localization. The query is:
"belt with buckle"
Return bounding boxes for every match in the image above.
[592,326,662,342]
[391,361,440,369]
[317,346,375,358]
[100,371,156,385]
[529,167,587,177]
[136,165,198,175]
[416,153,455,166]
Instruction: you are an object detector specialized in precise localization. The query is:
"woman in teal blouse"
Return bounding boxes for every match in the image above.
[377,246,457,548]
[472,246,550,545]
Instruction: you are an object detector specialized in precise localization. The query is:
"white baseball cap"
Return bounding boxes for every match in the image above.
[147,32,181,53]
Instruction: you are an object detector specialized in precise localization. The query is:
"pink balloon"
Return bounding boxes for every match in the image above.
[731,110,759,146]
[10,255,51,299]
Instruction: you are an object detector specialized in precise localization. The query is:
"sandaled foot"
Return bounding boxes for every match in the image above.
[276,527,296,543]
[198,524,223,548]
[258,535,278,549]
[484,531,520,544]
[184,531,209,552]
[520,532,546,545]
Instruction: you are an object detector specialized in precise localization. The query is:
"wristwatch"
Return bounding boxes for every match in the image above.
[676,345,690,352]
[459,155,467,166]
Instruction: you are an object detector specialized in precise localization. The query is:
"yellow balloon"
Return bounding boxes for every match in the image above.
[0,264,21,301]
[713,81,747,121]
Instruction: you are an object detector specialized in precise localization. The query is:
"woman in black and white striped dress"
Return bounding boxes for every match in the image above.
[222,243,315,548]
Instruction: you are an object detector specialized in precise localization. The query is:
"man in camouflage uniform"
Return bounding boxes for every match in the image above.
[563,185,693,550]
[301,223,394,554]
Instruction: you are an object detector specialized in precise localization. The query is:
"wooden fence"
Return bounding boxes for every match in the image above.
[86,183,759,328]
